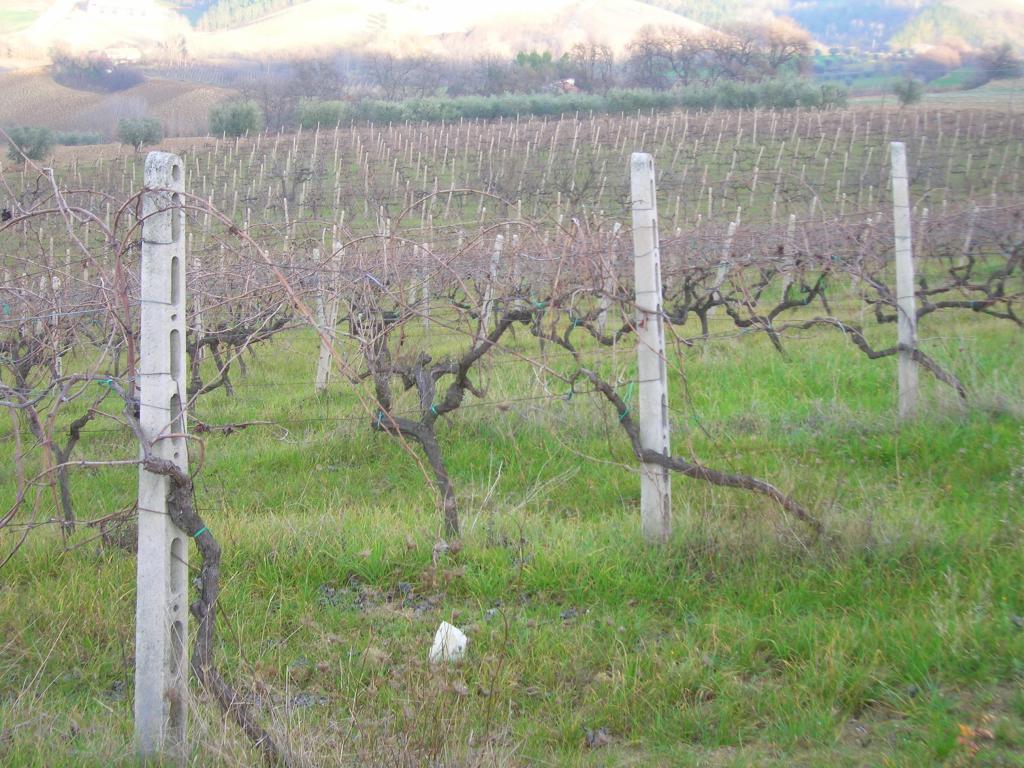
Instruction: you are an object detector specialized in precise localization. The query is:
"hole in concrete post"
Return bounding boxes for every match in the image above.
[170,620,185,675]
[169,535,186,725]
[169,611,185,728]
[172,164,181,184]
[170,393,182,431]
[169,329,181,382]
[168,672,185,730]
[170,536,185,621]
[170,255,180,306]
[169,393,183,461]
[171,193,181,243]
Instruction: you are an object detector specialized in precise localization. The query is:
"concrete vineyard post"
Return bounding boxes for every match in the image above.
[708,221,737,319]
[781,214,796,294]
[314,246,342,394]
[890,142,919,420]
[479,234,503,342]
[135,152,189,756]
[597,222,621,335]
[629,153,671,543]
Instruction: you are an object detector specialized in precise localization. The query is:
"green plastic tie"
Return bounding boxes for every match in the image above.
[97,378,114,388]
[430,404,438,416]
[618,381,635,422]
[533,300,547,310]
[376,411,385,428]
[2,303,9,316]
[193,526,208,539]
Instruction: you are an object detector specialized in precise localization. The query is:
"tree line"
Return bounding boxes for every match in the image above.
[226,20,827,132]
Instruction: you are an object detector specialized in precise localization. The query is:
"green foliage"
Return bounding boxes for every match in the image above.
[117,117,164,151]
[890,3,986,50]
[297,99,352,129]
[5,126,54,163]
[639,0,755,26]
[209,99,264,137]
[294,80,847,128]
[194,0,299,30]
[53,130,104,147]
[892,77,925,106]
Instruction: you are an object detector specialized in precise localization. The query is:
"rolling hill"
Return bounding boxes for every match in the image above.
[0,67,233,136]
[191,0,704,58]
[0,0,703,66]
[638,0,1024,51]
[1,0,1021,70]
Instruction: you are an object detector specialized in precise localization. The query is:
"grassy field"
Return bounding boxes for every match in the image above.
[850,78,1024,109]
[1,299,1022,765]
[0,100,1022,765]
[0,3,45,35]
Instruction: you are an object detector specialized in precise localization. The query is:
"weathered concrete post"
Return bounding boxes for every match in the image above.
[135,151,189,757]
[707,220,737,319]
[478,234,503,342]
[597,222,621,336]
[314,245,342,393]
[421,241,431,331]
[781,213,797,294]
[890,141,919,419]
[629,153,671,542]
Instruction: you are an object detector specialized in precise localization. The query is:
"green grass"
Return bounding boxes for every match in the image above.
[1,301,1023,765]
[0,7,41,33]
[928,68,984,92]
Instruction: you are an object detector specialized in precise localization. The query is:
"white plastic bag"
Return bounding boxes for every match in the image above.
[428,621,467,664]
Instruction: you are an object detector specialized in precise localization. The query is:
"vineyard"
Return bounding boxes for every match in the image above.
[1,104,1023,766]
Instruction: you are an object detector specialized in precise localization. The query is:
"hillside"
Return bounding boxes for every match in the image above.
[194,0,705,58]
[1,0,1021,71]
[0,0,703,66]
[0,68,233,136]
[639,0,1024,51]
[889,0,1024,50]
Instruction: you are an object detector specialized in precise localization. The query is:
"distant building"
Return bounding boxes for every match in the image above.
[549,78,579,94]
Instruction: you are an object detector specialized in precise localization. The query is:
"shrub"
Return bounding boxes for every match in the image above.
[289,80,849,130]
[816,83,849,109]
[978,42,1023,81]
[297,99,352,129]
[209,100,264,137]
[5,126,54,163]
[892,78,924,106]
[117,117,163,151]
[55,130,104,146]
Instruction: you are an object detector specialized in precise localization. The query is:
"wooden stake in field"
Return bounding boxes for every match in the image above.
[135,152,189,757]
[629,153,671,543]
[890,142,918,420]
